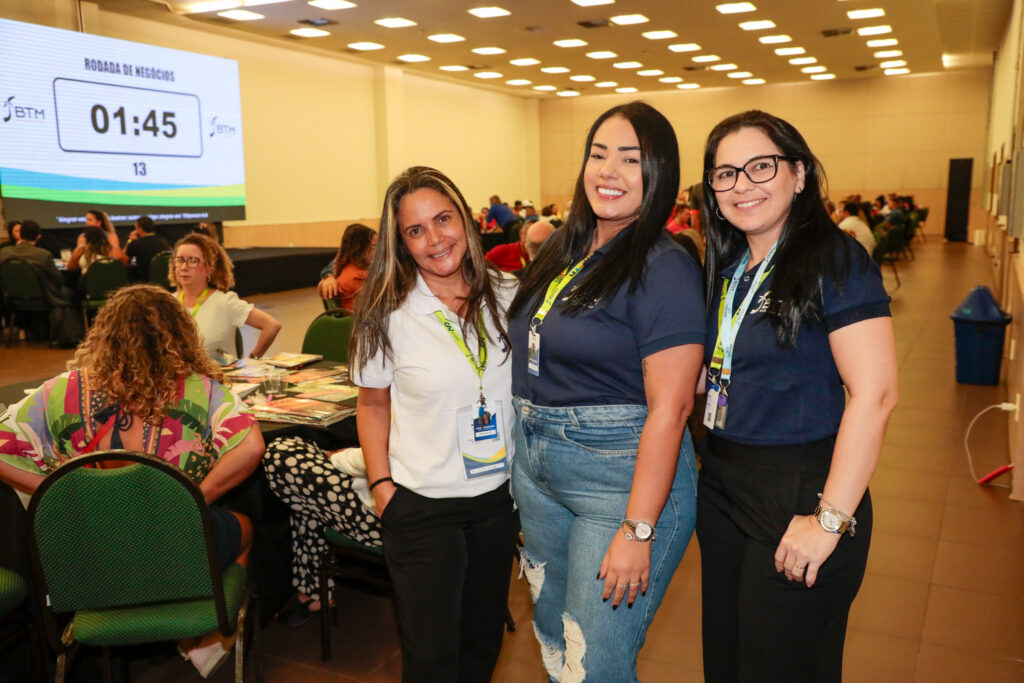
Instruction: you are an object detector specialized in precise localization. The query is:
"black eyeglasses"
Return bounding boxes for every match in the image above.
[707,154,795,192]
[172,256,203,268]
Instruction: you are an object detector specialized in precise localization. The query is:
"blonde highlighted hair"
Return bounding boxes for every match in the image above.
[168,233,235,291]
[68,284,225,424]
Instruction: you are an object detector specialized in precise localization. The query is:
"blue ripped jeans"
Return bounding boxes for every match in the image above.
[512,397,698,683]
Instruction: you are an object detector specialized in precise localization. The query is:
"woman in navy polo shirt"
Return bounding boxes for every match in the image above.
[698,110,898,681]
[508,102,705,681]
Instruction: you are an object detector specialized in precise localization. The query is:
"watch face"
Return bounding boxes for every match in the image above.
[819,509,843,532]
[635,522,653,539]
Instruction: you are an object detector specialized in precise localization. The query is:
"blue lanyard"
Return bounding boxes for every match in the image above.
[711,242,777,384]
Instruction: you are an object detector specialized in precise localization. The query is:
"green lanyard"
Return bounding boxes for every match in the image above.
[708,253,775,385]
[177,287,211,318]
[433,311,488,393]
[530,254,592,330]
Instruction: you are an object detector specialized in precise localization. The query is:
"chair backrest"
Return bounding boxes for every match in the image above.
[148,250,173,290]
[0,566,28,616]
[28,451,229,630]
[81,258,128,301]
[302,308,354,363]
[0,258,46,301]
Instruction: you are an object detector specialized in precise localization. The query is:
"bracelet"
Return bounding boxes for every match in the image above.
[816,493,857,537]
[369,476,394,492]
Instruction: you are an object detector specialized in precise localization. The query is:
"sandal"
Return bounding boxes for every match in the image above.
[275,594,320,627]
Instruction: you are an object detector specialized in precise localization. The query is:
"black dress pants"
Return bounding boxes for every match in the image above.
[381,483,515,683]
[697,436,872,683]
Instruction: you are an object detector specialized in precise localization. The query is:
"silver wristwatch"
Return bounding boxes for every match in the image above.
[813,505,856,537]
[621,519,656,542]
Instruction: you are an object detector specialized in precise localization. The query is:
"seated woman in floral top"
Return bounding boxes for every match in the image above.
[0,283,264,678]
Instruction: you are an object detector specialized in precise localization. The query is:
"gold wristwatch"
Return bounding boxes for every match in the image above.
[813,504,856,537]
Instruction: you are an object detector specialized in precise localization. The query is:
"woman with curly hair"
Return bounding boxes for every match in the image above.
[0,284,265,677]
[169,233,281,362]
[317,223,377,310]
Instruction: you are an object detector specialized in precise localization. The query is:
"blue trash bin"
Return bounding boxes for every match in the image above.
[950,286,1012,385]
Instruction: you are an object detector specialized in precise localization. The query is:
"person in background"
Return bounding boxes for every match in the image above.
[522,220,555,261]
[169,233,281,362]
[67,226,128,274]
[486,194,520,234]
[85,208,121,249]
[522,201,539,224]
[0,284,265,678]
[699,109,897,681]
[0,220,21,250]
[508,101,705,681]
[351,166,517,682]
[125,215,171,282]
[838,202,876,255]
[316,223,377,310]
[193,221,223,244]
[0,220,66,293]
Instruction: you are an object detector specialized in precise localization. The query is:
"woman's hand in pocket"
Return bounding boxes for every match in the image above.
[774,515,841,587]
[374,481,398,518]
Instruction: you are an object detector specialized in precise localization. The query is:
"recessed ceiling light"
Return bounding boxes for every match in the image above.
[669,43,701,52]
[587,51,618,59]
[642,30,678,40]
[541,66,570,73]
[473,46,507,55]
[727,71,753,78]
[874,50,902,58]
[509,57,540,66]
[468,7,510,18]
[801,65,826,73]
[439,65,469,71]
[709,63,738,71]
[637,69,664,76]
[610,14,649,25]
[758,34,791,44]
[554,39,588,47]
[348,41,384,50]
[595,81,618,87]
[557,90,581,97]
[857,25,892,36]
[743,78,766,84]
[475,71,502,78]
[880,59,907,68]
[571,0,613,5]
[677,82,700,89]
[884,67,910,75]
[866,38,898,47]
[659,76,683,83]
[375,17,416,28]
[774,47,805,55]
[810,73,836,80]
[570,74,596,82]
[613,61,643,69]
[692,54,721,63]
[308,0,356,9]
[398,54,430,62]
[291,27,330,37]
[218,9,263,20]
[533,85,557,91]
[789,57,816,65]
[429,34,466,43]
[616,87,638,93]
[739,20,775,30]
[847,8,885,20]
[506,79,531,85]
[715,2,756,13]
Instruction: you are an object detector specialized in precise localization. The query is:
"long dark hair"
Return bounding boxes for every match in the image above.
[352,166,508,367]
[508,101,680,319]
[702,110,848,348]
[333,223,375,276]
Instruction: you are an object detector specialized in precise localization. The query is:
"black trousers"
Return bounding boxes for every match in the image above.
[697,436,872,683]
[381,483,515,683]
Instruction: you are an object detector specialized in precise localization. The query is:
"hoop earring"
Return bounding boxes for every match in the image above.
[715,206,725,220]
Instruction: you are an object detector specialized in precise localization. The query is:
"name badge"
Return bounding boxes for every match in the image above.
[527,328,541,376]
[456,401,509,479]
[703,385,720,430]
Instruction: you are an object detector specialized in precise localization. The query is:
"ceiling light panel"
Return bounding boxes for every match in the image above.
[398,54,430,62]
[375,17,416,28]
[218,9,263,20]
[348,41,384,50]
[866,38,898,47]
[429,34,465,43]
[743,78,765,84]
[739,20,775,30]
[677,83,700,89]
[692,54,721,62]
[586,51,617,59]
[533,84,557,90]
[613,61,643,68]
[759,35,791,44]
[291,27,330,37]
[874,50,902,58]
[774,47,805,55]
[884,68,910,75]
[554,39,588,47]
[616,87,638,93]
[307,0,356,9]
[439,65,468,71]
[810,73,835,80]
[716,3,756,13]
[509,57,540,66]
[506,79,531,85]
[637,69,664,76]
[468,7,510,18]
[847,8,885,20]
[659,76,682,83]
[570,74,596,81]
[857,25,892,36]
[801,65,826,73]
[475,71,502,78]
[571,0,614,5]
[669,43,701,52]
[595,81,617,87]
[472,47,506,55]
[709,63,738,70]
[880,60,907,68]
[642,30,678,40]
[610,14,649,25]
[789,56,816,64]
[558,90,580,97]
[727,71,753,78]
[541,66,570,73]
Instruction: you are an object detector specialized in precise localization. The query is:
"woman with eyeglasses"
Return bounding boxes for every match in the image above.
[169,233,281,362]
[698,110,898,681]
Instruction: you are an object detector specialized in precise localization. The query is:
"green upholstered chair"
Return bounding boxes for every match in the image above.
[0,258,51,347]
[148,250,173,290]
[301,308,354,363]
[318,527,389,661]
[0,566,47,682]
[79,257,128,328]
[872,229,902,290]
[27,450,262,683]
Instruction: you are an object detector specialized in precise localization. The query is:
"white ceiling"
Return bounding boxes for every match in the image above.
[97,0,1012,96]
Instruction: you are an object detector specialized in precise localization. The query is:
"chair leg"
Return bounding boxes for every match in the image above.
[320,552,333,662]
[55,652,68,683]
[235,595,248,683]
[28,619,49,683]
[101,646,113,683]
[252,590,263,683]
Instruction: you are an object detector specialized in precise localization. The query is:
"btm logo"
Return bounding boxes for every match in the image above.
[2,96,45,123]
[209,115,237,138]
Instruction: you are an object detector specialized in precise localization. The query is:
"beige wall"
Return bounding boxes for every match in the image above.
[539,71,992,236]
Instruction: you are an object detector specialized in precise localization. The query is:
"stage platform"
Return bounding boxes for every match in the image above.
[228,247,335,297]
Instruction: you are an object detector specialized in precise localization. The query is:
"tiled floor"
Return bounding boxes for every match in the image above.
[2,235,1023,681]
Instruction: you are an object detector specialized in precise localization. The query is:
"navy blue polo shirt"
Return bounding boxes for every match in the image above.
[511,231,705,407]
[704,234,891,446]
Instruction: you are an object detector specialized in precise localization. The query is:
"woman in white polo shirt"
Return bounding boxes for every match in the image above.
[351,166,517,682]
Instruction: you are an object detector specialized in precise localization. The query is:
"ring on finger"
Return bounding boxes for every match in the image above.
[615,583,627,590]
[629,582,641,588]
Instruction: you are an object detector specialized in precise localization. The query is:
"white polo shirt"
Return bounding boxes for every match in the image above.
[193,289,253,361]
[352,271,516,499]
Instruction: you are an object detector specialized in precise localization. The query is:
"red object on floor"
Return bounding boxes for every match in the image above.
[978,464,1014,484]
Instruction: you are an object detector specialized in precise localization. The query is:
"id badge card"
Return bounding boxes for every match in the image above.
[456,401,509,479]
[703,386,720,430]
[527,329,541,376]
